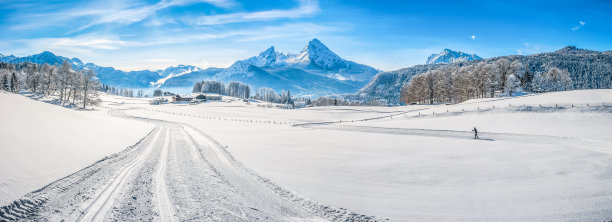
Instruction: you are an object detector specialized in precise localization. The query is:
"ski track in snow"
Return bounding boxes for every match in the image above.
[76,125,163,222]
[155,128,175,222]
[0,108,377,222]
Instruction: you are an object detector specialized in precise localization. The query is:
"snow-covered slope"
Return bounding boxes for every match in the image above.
[0,93,154,205]
[151,65,203,87]
[426,49,482,64]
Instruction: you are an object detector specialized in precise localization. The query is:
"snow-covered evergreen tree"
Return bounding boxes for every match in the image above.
[2,74,8,91]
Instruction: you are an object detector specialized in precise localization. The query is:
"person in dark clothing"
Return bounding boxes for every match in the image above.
[472,127,478,139]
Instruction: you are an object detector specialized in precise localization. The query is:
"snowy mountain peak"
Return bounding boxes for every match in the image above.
[243,46,290,68]
[260,46,276,57]
[293,38,345,70]
[38,51,56,56]
[426,49,482,64]
[303,38,328,52]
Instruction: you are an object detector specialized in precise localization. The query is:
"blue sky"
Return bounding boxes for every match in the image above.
[1,0,611,71]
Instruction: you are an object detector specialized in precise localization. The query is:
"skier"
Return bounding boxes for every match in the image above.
[472,127,478,139]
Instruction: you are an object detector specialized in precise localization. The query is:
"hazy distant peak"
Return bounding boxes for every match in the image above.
[426,49,482,64]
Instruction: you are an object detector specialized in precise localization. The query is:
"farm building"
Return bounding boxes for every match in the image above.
[172,95,193,103]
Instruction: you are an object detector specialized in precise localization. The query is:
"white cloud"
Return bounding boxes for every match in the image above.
[5,0,237,31]
[471,35,476,40]
[127,22,345,46]
[190,0,320,25]
[571,21,586,31]
[75,0,237,31]
[16,35,131,55]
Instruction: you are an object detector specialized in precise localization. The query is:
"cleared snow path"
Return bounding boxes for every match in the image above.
[155,128,175,222]
[76,127,163,222]
[0,108,377,221]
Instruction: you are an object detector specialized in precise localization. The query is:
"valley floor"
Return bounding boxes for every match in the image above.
[2,89,612,221]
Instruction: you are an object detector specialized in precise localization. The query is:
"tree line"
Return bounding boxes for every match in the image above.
[191,80,302,105]
[100,84,144,98]
[401,59,573,104]
[1,61,100,108]
[191,80,251,99]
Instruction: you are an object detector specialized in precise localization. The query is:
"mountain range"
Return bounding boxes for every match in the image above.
[0,39,380,96]
[6,41,608,104]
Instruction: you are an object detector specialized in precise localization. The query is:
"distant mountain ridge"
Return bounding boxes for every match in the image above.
[426,49,482,64]
[1,39,380,96]
[357,46,612,105]
[0,51,165,87]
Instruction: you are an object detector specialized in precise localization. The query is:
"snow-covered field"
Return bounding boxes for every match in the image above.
[2,90,612,221]
[117,89,612,221]
[0,92,154,206]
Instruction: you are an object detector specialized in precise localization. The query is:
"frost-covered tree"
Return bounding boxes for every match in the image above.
[41,63,55,96]
[226,81,251,99]
[57,60,72,101]
[10,72,19,93]
[255,87,279,102]
[2,74,9,91]
[541,67,573,92]
[153,89,163,97]
[400,60,545,104]
[199,81,226,94]
[504,74,521,96]
[192,81,203,93]
[82,69,100,108]
[24,63,42,93]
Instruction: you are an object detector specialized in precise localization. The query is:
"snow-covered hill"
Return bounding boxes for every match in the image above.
[426,49,482,64]
[358,46,612,104]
